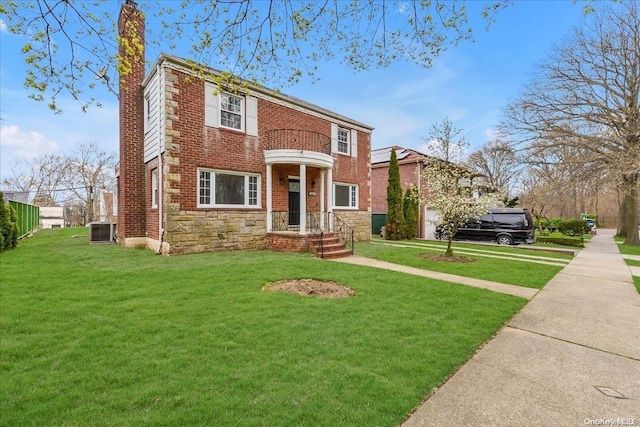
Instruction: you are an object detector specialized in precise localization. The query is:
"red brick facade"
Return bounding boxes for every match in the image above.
[117,2,146,243]
[266,233,310,252]
[371,146,430,238]
[118,2,372,254]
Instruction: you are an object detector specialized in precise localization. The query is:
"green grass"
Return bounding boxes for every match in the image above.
[357,240,569,289]
[624,260,640,295]
[625,259,640,267]
[424,239,574,259]
[0,229,527,427]
[616,239,640,256]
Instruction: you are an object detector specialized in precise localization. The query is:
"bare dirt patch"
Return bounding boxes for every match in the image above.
[264,279,356,298]
[419,253,476,263]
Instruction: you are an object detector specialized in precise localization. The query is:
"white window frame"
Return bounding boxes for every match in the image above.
[337,127,350,155]
[197,168,261,208]
[220,92,244,131]
[144,95,151,134]
[151,168,159,208]
[333,182,358,209]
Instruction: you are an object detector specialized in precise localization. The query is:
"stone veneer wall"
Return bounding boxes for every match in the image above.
[164,210,267,254]
[332,210,372,242]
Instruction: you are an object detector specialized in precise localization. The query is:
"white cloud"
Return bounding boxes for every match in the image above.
[484,127,508,142]
[0,20,6,33]
[0,125,61,159]
[417,139,469,161]
[484,128,500,142]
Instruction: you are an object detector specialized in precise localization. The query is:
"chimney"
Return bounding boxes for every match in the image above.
[117,0,146,243]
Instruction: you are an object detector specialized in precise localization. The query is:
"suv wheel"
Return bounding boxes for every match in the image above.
[496,235,514,245]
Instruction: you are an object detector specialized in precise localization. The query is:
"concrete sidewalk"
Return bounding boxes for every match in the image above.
[402,229,640,426]
[332,255,539,299]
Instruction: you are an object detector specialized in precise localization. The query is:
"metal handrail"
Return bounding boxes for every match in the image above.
[333,214,355,255]
[307,212,324,258]
[269,211,354,257]
[270,211,327,233]
[271,211,296,231]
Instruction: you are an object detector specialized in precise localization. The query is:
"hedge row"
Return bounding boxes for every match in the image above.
[536,236,584,248]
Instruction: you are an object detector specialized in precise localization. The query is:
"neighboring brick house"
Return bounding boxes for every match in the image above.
[116,2,372,255]
[372,146,494,240]
[372,146,436,239]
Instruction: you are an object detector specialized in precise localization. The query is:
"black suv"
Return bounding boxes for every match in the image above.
[435,208,536,245]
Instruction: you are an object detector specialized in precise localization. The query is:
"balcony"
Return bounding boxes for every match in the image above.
[265,129,331,154]
[264,129,334,169]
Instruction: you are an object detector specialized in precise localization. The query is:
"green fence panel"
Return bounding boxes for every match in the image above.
[8,201,40,239]
[372,213,386,236]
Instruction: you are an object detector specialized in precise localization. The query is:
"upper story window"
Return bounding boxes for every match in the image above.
[333,183,358,209]
[204,82,258,136]
[331,123,358,158]
[337,128,350,154]
[198,168,260,208]
[220,93,243,130]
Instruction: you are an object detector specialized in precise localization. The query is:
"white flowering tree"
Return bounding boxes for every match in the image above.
[422,161,499,256]
[420,118,502,256]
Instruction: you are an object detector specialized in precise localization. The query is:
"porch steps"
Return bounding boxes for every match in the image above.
[310,232,352,259]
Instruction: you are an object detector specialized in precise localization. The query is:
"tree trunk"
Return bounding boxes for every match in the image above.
[617,195,628,238]
[621,173,639,245]
[446,237,454,256]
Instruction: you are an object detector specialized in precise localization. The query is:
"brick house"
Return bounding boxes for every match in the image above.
[371,146,439,239]
[372,146,493,240]
[117,2,373,255]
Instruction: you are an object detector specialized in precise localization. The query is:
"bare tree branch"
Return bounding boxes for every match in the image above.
[501,1,640,243]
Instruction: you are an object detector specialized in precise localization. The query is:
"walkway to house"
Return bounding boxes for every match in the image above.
[334,230,640,425]
[332,254,539,299]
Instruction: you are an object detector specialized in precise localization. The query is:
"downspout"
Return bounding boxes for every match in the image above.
[156,62,165,254]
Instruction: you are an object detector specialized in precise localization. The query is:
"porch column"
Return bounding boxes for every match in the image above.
[266,163,273,232]
[319,169,326,229]
[327,167,333,231]
[299,163,307,235]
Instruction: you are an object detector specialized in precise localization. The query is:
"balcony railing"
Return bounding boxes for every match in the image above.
[265,129,331,155]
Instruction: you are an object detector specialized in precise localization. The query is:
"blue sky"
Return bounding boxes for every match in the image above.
[0,1,588,184]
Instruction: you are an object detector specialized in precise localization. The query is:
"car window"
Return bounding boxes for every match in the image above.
[493,214,524,229]
[464,219,481,229]
[479,214,493,229]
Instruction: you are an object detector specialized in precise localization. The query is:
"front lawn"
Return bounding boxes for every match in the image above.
[622,259,640,294]
[0,229,527,427]
[356,240,568,289]
[616,237,640,256]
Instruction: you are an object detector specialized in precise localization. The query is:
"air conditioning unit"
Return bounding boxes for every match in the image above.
[89,222,116,243]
